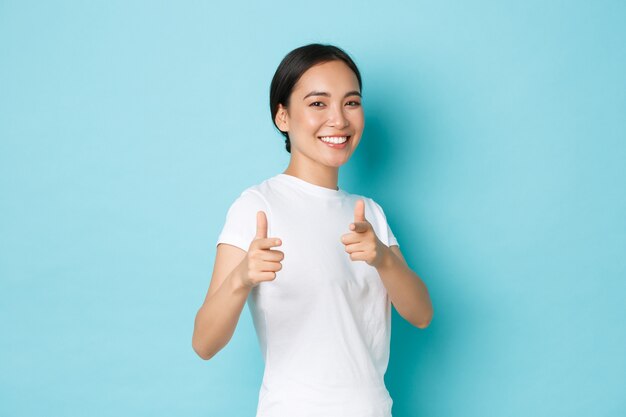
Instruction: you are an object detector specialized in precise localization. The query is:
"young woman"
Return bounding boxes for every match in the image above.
[192,43,433,417]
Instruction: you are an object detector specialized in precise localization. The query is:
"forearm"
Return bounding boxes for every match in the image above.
[192,262,252,360]
[375,245,433,328]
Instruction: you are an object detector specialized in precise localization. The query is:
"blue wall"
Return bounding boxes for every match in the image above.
[1,1,624,416]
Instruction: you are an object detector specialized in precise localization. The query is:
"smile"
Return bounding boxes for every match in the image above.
[318,135,350,144]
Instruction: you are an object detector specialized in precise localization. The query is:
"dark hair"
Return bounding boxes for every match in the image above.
[269,43,362,153]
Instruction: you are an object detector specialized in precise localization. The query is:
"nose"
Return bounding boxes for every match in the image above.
[326,103,349,129]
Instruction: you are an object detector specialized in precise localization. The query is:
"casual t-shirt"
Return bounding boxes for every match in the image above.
[216,173,399,417]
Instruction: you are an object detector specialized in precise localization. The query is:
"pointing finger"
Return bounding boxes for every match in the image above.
[256,237,282,250]
[350,221,370,233]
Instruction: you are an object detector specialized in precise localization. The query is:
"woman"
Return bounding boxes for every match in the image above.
[192,43,434,417]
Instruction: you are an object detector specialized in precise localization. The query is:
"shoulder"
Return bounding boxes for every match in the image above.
[226,175,276,205]
[216,182,273,252]
[225,185,270,213]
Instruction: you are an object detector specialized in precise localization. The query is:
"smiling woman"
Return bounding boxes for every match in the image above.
[273,58,365,169]
[192,43,434,417]
[269,44,364,155]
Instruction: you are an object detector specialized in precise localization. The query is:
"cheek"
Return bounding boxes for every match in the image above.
[300,112,326,128]
[350,112,365,130]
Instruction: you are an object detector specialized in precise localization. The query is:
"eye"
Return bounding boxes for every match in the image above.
[310,101,325,107]
[346,101,361,107]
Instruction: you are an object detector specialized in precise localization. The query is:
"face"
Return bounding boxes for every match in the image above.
[275,60,364,168]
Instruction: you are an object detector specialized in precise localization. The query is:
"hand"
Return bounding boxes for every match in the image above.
[340,199,386,268]
[241,211,284,288]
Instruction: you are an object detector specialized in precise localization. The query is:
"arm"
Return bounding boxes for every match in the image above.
[192,210,283,360]
[343,199,434,329]
[375,244,434,329]
[192,243,252,360]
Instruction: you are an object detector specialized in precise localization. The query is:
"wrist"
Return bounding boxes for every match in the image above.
[374,240,395,271]
[230,260,252,294]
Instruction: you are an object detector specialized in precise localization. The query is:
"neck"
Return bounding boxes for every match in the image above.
[283,156,339,191]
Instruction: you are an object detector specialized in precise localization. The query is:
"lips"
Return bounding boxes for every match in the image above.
[317,135,350,148]
[317,135,351,143]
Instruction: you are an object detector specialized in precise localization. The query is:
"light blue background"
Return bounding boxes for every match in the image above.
[1,1,624,416]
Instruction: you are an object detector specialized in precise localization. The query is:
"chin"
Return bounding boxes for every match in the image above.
[324,155,352,167]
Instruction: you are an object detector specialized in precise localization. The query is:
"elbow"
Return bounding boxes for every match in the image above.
[196,350,213,361]
[194,346,214,361]
[415,309,434,329]
[416,320,431,329]
[192,338,215,361]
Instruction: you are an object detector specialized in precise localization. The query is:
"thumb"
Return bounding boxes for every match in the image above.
[354,199,366,223]
[255,211,268,239]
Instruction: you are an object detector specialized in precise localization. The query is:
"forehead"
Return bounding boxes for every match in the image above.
[293,60,360,94]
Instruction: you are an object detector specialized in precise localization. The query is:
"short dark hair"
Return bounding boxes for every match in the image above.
[269,43,362,153]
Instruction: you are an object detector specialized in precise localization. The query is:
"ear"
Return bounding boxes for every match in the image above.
[275,103,289,132]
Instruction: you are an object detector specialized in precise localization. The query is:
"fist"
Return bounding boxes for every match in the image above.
[340,199,385,268]
[242,211,284,288]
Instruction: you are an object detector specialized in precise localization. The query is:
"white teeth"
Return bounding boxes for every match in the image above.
[319,136,348,144]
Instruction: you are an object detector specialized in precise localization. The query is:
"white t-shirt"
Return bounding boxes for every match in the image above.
[216,173,399,417]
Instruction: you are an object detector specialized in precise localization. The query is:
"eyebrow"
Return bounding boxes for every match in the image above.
[302,90,362,100]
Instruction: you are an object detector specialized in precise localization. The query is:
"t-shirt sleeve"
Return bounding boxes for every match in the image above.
[386,222,399,247]
[369,198,400,248]
[216,189,270,252]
